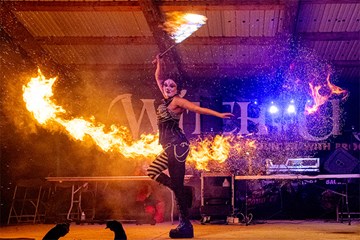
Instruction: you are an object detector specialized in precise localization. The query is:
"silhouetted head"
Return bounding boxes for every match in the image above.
[106,220,127,240]
[106,220,124,231]
[42,223,70,240]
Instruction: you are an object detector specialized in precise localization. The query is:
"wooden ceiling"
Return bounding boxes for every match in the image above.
[1,0,359,82]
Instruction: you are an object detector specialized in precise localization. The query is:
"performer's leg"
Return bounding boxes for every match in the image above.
[147,151,173,189]
[167,145,193,239]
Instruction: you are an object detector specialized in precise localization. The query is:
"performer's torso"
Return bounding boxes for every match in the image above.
[157,97,187,145]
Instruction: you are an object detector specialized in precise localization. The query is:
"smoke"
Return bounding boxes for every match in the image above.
[1,63,145,178]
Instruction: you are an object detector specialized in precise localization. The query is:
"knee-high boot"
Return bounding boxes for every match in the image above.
[169,190,194,238]
[154,173,174,190]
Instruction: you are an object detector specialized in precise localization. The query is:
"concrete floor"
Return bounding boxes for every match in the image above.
[0,220,359,240]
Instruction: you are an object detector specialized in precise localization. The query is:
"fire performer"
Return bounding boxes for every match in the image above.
[147,54,234,238]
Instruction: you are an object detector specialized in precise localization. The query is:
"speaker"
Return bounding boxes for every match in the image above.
[200,96,223,133]
[323,148,359,174]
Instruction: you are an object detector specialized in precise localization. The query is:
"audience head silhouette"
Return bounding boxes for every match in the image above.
[42,223,70,240]
[106,220,127,240]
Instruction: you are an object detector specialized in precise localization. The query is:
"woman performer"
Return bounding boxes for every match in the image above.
[147,54,234,238]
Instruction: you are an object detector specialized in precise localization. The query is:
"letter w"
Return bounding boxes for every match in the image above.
[108,94,157,139]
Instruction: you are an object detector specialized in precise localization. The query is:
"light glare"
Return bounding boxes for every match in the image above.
[287,104,296,114]
[269,105,279,114]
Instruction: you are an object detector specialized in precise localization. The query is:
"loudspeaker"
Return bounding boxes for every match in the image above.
[323,148,359,174]
[200,96,223,133]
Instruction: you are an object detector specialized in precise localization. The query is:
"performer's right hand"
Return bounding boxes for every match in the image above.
[152,54,161,64]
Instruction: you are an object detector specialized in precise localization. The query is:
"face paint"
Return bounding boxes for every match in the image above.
[163,79,178,98]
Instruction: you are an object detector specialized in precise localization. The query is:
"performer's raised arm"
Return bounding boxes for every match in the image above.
[154,54,166,98]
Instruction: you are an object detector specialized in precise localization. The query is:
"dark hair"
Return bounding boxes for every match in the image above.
[166,73,183,91]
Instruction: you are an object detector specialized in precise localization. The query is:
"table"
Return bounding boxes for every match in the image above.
[234,174,360,225]
[46,175,193,224]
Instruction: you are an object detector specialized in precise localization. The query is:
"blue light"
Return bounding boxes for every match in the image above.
[287,104,296,114]
[286,100,296,114]
[269,105,279,114]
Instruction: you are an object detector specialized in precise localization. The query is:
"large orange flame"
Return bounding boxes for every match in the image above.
[22,69,256,171]
[23,69,162,158]
[305,73,348,115]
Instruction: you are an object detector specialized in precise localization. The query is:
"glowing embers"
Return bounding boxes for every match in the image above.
[162,12,207,43]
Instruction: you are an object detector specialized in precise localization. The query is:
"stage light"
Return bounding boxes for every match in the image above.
[287,105,296,114]
[287,100,296,114]
[268,102,279,114]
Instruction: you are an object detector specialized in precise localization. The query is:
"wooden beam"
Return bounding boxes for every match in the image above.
[183,37,277,45]
[138,0,186,79]
[35,36,157,45]
[6,0,360,12]
[299,32,360,41]
[37,34,359,48]
[0,4,62,75]
[0,27,35,66]
[137,0,170,53]
[67,63,272,71]
[4,1,287,12]
[160,2,284,11]
[299,0,360,4]
[281,0,300,36]
[332,60,360,68]
[69,62,276,78]
[4,1,141,12]
[72,64,154,71]
[35,36,277,46]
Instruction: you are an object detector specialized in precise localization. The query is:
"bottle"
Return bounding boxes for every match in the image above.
[81,211,86,221]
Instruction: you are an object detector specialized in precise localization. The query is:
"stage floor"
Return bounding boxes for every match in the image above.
[0,220,359,240]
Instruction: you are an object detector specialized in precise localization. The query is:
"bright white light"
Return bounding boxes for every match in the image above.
[269,105,279,114]
[287,104,296,114]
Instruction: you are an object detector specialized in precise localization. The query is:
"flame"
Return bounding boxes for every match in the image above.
[22,70,65,124]
[23,69,258,170]
[326,75,347,97]
[187,135,231,170]
[187,135,257,171]
[163,12,207,43]
[22,69,162,158]
[305,73,348,115]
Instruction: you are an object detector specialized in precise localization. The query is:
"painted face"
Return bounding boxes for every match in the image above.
[163,79,178,98]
